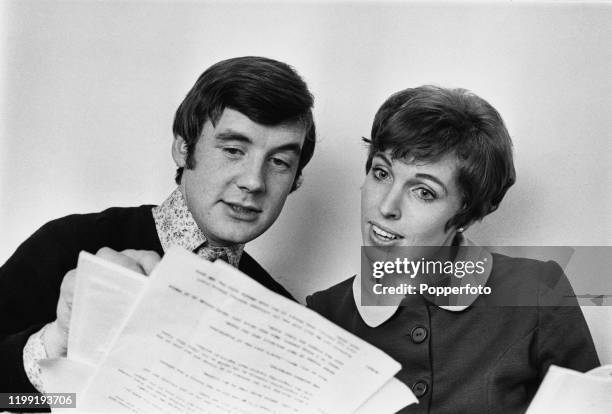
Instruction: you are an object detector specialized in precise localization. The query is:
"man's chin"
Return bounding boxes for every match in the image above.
[207,225,263,247]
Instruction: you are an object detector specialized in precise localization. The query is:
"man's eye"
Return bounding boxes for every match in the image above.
[372,167,390,181]
[414,188,436,201]
[223,147,244,158]
[270,157,291,169]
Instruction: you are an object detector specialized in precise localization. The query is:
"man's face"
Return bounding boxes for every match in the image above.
[175,108,305,247]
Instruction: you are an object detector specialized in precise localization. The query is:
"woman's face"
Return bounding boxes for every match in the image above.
[361,150,463,249]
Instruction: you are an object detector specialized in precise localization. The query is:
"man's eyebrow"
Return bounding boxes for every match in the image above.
[272,142,302,156]
[414,173,448,195]
[215,130,302,156]
[214,130,253,144]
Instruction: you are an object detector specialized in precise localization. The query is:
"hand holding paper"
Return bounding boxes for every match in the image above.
[41,248,159,360]
[44,247,417,413]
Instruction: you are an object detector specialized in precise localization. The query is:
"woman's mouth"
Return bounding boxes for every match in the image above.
[370,222,403,243]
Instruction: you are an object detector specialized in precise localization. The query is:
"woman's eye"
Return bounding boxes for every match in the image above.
[415,188,436,201]
[372,167,389,181]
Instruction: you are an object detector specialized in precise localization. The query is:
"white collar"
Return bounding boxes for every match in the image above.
[353,236,493,327]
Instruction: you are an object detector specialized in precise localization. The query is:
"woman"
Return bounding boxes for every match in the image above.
[307,86,599,413]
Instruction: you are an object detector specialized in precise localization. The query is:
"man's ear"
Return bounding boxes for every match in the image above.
[290,174,304,192]
[172,136,188,167]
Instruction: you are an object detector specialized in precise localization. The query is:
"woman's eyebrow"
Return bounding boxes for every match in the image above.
[414,173,448,195]
[373,152,392,165]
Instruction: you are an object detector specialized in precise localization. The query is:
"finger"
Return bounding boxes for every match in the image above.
[121,250,161,275]
[96,247,143,274]
[56,301,71,334]
[43,321,68,358]
[59,269,76,310]
[56,270,76,332]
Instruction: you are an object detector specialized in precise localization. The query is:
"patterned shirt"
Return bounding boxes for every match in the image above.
[23,187,244,391]
[152,187,244,266]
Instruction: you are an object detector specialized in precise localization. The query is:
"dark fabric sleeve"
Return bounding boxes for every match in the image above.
[306,291,329,314]
[0,219,84,395]
[239,252,296,302]
[305,294,316,311]
[305,293,324,312]
[1,325,46,392]
[0,326,50,412]
[305,278,356,318]
[535,261,600,380]
[0,206,159,404]
[305,294,313,307]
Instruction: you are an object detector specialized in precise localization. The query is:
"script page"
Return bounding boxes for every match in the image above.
[79,247,404,413]
[526,365,612,414]
[353,377,417,413]
[68,252,147,365]
[39,252,148,399]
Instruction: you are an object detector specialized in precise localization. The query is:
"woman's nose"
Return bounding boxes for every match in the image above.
[378,186,402,220]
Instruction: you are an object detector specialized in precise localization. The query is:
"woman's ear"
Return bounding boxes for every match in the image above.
[458,221,473,233]
[172,136,188,167]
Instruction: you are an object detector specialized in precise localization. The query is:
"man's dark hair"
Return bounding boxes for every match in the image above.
[173,56,316,191]
[365,85,516,230]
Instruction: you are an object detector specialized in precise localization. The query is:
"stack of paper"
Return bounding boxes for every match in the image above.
[41,247,417,413]
[526,365,612,414]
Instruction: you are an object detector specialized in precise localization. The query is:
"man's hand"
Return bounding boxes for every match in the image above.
[96,247,161,275]
[42,268,76,359]
[42,248,161,358]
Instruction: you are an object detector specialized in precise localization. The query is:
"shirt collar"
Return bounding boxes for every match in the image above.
[152,187,244,268]
[353,235,493,327]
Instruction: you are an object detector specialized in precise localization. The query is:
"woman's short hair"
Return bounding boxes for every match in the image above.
[173,56,316,191]
[365,85,516,230]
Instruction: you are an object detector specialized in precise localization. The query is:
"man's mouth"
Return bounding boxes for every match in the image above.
[370,222,403,242]
[223,201,262,221]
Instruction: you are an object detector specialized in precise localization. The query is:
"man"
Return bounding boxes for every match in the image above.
[0,56,316,395]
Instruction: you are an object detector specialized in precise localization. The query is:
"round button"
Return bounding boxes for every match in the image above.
[410,326,428,344]
[412,380,429,397]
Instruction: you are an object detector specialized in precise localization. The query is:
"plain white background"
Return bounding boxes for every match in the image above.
[1,0,611,343]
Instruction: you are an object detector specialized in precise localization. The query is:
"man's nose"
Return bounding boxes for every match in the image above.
[378,185,402,220]
[235,157,266,193]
